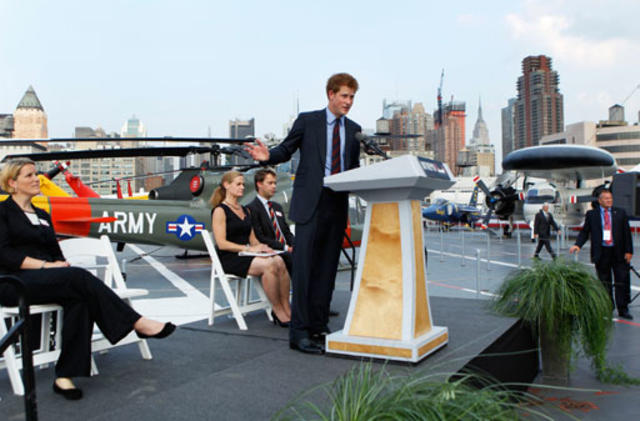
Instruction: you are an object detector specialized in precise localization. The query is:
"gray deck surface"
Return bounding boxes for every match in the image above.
[1,227,639,420]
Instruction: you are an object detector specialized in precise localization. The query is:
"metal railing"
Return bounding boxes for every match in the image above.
[0,275,38,421]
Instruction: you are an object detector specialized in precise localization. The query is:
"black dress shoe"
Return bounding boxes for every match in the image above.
[329,310,340,317]
[136,322,176,339]
[53,381,83,400]
[271,311,290,328]
[310,332,328,345]
[289,338,324,355]
[618,310,634,320]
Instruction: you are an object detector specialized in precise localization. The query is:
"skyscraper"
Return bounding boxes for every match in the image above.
[513,55,564,150]
[228,118,255,165]
[387,102,433,157]
[13,86,48,139]
[431,101,466,175]
[501,98,517,160]
[468,99,490,147]
[229,118,255,139]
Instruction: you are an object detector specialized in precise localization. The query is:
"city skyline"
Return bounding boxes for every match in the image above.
[1,1,639,167]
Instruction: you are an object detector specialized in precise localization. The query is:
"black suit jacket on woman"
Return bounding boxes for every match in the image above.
[264,109,361,224]
[246,197,294,250]
[0,196,64,274]
[575,205,633,264]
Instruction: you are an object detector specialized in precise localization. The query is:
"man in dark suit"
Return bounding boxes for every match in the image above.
[247,168,294,273]
[533,203,559,259]
[569,190,634,320]
[245,73,361,354]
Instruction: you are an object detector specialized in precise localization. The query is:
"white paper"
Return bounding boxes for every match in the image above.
[239,250,285,257]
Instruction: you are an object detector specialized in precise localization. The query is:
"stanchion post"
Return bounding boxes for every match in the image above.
[475,248,480,299]
[440,228,444,262]
[486,232,491,271]
[517,225,522,268]
[461,228,465,266]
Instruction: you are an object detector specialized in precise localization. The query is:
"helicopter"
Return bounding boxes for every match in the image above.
[2,137,365,253]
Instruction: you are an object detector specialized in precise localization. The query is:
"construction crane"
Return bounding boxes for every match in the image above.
[622,84,640,105]
[436,69,444,127]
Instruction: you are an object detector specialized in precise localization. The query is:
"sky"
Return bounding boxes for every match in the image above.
[1,0,639,167]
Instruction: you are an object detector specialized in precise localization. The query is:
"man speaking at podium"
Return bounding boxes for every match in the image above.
[246,73,361,354]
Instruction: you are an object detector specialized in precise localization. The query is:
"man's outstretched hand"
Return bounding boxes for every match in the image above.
[244,138,269,162]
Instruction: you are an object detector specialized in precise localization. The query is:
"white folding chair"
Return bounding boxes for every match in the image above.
[58,235,152,363]
[0,303,64,395]
[202,230,272,330]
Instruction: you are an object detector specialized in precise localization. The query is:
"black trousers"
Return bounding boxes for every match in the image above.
[0,267,141,377]
[289,188,347,341]
[595,247,631,312]
[534,239,556,257]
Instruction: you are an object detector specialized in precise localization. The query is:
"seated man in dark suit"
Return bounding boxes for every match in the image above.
[247,168,294,273]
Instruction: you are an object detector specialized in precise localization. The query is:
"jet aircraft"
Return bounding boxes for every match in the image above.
[473,144,617,228]
[422,186,484,228]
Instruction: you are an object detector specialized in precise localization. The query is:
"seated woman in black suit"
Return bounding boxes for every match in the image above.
[210,171,291,326]
[0,158,176,400]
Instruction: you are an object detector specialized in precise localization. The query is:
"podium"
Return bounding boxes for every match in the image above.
[324,155,455,362]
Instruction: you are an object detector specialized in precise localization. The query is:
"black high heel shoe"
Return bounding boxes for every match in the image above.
[136,322,176,339]
[53,381,83,400]
[271,311,290,328]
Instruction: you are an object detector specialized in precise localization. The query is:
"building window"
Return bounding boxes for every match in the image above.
[596,132,640,141]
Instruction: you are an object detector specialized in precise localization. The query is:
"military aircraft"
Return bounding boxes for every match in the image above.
[422,186,484,228]
[473,145,617,228]
[2,137,365,252]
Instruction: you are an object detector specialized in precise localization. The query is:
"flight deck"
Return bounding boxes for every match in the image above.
[1,226,639,420]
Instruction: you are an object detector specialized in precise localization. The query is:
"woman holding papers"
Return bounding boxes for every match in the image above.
[211,171,291,326]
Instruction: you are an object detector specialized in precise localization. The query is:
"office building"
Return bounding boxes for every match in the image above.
[0,115,14,138]
[228,118,255,165]
[387,102,434,158]
[512,55,564,149]
[540,104,640,171]
[431,101,466,175]
[501,98,517,160]
[382,99,412,119]
[458,100,495,176]
[62,127,137,196]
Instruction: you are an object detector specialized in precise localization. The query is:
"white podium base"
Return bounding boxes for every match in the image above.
[326,326,448,363]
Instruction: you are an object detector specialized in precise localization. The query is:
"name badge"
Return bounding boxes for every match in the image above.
[603,230,612,242]
[276,211,283,217]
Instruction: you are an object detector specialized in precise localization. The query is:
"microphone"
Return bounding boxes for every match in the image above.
[355,132,389,159]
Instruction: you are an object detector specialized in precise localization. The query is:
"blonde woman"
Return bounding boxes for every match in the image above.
[0,158,175,400]
[211,171,291,326]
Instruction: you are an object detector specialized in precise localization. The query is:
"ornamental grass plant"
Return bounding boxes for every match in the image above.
[274,363,562,421]
[492,258,640,385]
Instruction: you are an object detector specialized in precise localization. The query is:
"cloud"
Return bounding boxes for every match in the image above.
[505,11,638,68]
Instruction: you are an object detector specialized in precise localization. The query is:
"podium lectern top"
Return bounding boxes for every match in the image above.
[324,155,455,202]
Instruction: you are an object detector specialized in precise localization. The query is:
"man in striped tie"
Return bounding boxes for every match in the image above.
[247,168,294,274]
[245,73,361,353]
[570,190,634,319]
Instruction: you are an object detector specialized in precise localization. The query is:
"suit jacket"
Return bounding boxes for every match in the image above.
[533,210,558,239]
[265,109,361,224]
[575,205,633,264]
[247,197,294,250]
[0,196,64,274]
